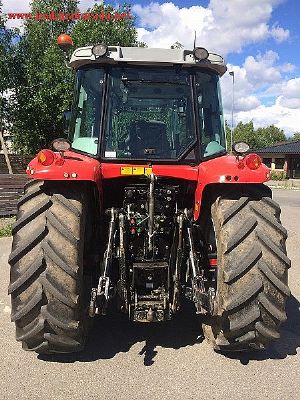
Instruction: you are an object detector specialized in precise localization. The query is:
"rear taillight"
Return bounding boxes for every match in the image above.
[37,149,55,166]
[245,153,262,170]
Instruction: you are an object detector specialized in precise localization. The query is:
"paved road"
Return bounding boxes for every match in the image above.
[0,188,299,400]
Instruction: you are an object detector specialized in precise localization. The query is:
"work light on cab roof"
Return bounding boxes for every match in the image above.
[193,47,209,61]
[92,44,108,58]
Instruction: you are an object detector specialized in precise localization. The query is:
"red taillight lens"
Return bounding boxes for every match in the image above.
[37,149,55,166]
[245,153,262,170]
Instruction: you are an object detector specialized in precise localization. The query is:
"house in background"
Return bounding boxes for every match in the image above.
[255,140,300,178]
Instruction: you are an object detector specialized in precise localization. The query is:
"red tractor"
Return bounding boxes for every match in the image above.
[8,35,290,354]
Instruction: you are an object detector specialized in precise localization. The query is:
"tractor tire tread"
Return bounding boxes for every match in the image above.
[258,260,290,296]
[225,216,257,254]
[42,240,78,279]
[8,224,47,265]
[229,305,261,332]
[8,255,44,294]
[224,243,261,283]
[11,287,43,322]
[12,198,51,235]
[46,210,78,245]
[40,273,77,307]
[223,275,262,311]
[16,317,45,342]
[9,181,91,354]
[202,187,290,352]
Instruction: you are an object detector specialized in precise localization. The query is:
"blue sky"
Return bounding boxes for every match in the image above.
[2,0,300,135]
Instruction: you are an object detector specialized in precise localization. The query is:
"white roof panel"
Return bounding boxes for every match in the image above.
[69,46,227,76]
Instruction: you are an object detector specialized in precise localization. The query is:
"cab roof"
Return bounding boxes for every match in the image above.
[69,46,227,76]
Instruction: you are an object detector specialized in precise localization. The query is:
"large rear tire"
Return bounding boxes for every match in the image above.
[202,185,291,351]
[8,180,93,354]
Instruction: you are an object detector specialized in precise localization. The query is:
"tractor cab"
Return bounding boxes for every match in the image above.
[67,44,227,163]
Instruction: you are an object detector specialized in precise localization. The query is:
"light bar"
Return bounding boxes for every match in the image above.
[194,47,209,61]
[92,44,108,58]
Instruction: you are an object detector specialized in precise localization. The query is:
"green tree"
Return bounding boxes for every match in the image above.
[11,2,140,154]
[224,120,232,150]
[71,3,138,47]
[255,125,286,148]
[289,132,300,141]
[232,121,286,149]
[0,2,17,131]
[232,121,257,148]
[10,0,79,153]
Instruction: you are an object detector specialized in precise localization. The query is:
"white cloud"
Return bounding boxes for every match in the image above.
[78,0,99,13]
[234,99,300,135]
[267,78,300,109]
[243,51,282,85]
[133,0,289,54]
[221,52,300,135]
[2,0,30,30]
[281,77,300,98]
[222,79,300,135]
[134,3,213,49]
[221,51,296,109]
[271,25,290,42]
[235,96,261,112]
[280,63,295,73]
[278,97,300,109]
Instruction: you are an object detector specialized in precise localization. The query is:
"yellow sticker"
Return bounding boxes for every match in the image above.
[121,167,133,175]
[120,166,153,176]
[145,167,153,176]
[132,167,145,175]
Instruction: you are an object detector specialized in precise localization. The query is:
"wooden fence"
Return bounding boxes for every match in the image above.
[0,154,32,216]
[0,154,32,174]
[0,174,29,216]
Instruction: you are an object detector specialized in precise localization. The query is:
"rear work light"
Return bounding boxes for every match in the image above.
[37,149,55,166]
[245,153,262,170]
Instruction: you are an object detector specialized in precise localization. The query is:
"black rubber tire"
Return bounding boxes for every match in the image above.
[202,185,291,351]
[8,180,92,354]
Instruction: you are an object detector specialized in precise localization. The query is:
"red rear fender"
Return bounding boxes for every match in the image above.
[194,154,270,220]
[27,151,269,222]
[27,150,102,190]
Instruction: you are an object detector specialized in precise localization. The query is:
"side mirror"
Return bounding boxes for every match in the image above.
[63,111,72,136]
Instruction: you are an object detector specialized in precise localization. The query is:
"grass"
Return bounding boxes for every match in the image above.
[0,217,15,238]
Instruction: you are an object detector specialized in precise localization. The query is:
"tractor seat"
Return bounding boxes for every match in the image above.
[126,120,171,158]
